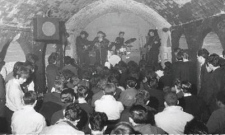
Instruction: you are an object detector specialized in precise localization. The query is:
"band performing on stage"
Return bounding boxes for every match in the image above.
[76,30,161,67]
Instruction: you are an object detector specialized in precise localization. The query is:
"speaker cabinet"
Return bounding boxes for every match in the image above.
[33,17,60,41]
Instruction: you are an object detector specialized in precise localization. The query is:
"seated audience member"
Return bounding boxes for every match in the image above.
[43,79,64,105]
[11,91,46,134]
[51,88,76,125]
[110,122,140,134]
[206,91,225,134]
[119,77,138,107]
[135,90,156,113]
[158,61,173,90]
[89,112,108,135]
[146,74,165,111]
[40,80,65,125]
[91,77,108,107]
[95,83,124,121]
[5,63,29,132]
[46,53,59,93]
[77,86,93,115]
[63,56,77,76]
[129,105,165,134]
[178,81,207,121]
[155,92,193,134]
[184,118,208,134]
[41,103,84,134]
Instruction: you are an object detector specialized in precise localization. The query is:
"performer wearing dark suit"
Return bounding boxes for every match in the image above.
[115,32,125,51]
[76,31,91,65]
[144,29,161,66]
[92,31,109,65]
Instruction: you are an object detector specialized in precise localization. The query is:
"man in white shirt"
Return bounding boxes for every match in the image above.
[155,92,193,134]
[95,83,124,121]
[11,91,46,134]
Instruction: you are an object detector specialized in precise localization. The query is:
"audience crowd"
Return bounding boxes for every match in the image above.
[0,48,225,134]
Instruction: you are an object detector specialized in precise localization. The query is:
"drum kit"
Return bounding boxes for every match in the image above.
[118,38,136,56]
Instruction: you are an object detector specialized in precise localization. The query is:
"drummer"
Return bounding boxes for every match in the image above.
[115,31,125,53]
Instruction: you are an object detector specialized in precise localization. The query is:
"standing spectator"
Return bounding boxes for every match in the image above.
[155,92,193,134]
[206,91,225,134]
[77,86,93,115]
[5,64,29,132]
[11,91,46,134]
[206,54,225,112]
[46,53,59,93]
[63,56,77,76]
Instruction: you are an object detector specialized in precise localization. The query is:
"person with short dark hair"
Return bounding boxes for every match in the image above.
[129,105,165,134]
[41,103,84,134]
[155,92,193,134]
[51,88,76,125]
[11,91,46,134]
[76,31,91,65]
[89,112,108,135]
[77,86,93,115]
[63,56,78,76]
[206,53,225,112]
[197,48,212,104]
[184,118,208,134]
[95,83,124,121]
[115,31,125,52]
[110,122,140,134]
[119,77,137,107]
[206,91,225,134]
[46,53,59,93]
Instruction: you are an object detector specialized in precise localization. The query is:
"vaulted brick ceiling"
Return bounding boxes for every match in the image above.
[0,0,225,28]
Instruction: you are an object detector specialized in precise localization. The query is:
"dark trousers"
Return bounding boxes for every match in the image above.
[4,106,13,133]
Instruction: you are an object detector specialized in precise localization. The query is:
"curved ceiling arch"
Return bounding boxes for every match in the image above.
[66,0,171,33]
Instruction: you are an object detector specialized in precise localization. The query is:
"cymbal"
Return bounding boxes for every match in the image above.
[126,45,133,48]
[125,38,136,44]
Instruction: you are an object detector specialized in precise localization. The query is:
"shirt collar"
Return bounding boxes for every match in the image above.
[101,95,115,100]
[78,98,87,104]
[22,105,34,110]
[164,105,183,111]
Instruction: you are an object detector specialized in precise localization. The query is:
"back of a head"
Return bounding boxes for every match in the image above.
[126,77,137,88]
[89,112,108,131]
[64,56,72,65]
[130,105,149,124]
[184,118,208,134]
[176,50,184,61]
[77,85,88,98]
[104,83,116,95]
[23,91,37,105]
[216,90,225,105]
[48,54,57,64]
[13,64,30,79]
[164,92,178,106]
[64,103,82,121]
[26,53,38,64]
[60,88,75,105]
[108,75,119,86]
[197,48,209,59]
[111,122,139,134]
[207,53,220,67]
[135,90,150,105]
[181,81,192,94]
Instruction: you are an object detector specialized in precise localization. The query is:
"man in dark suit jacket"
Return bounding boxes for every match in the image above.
[206,54,225,112]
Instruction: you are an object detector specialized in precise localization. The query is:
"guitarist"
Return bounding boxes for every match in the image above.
[76,31,91,65]
[92,31,109,65]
